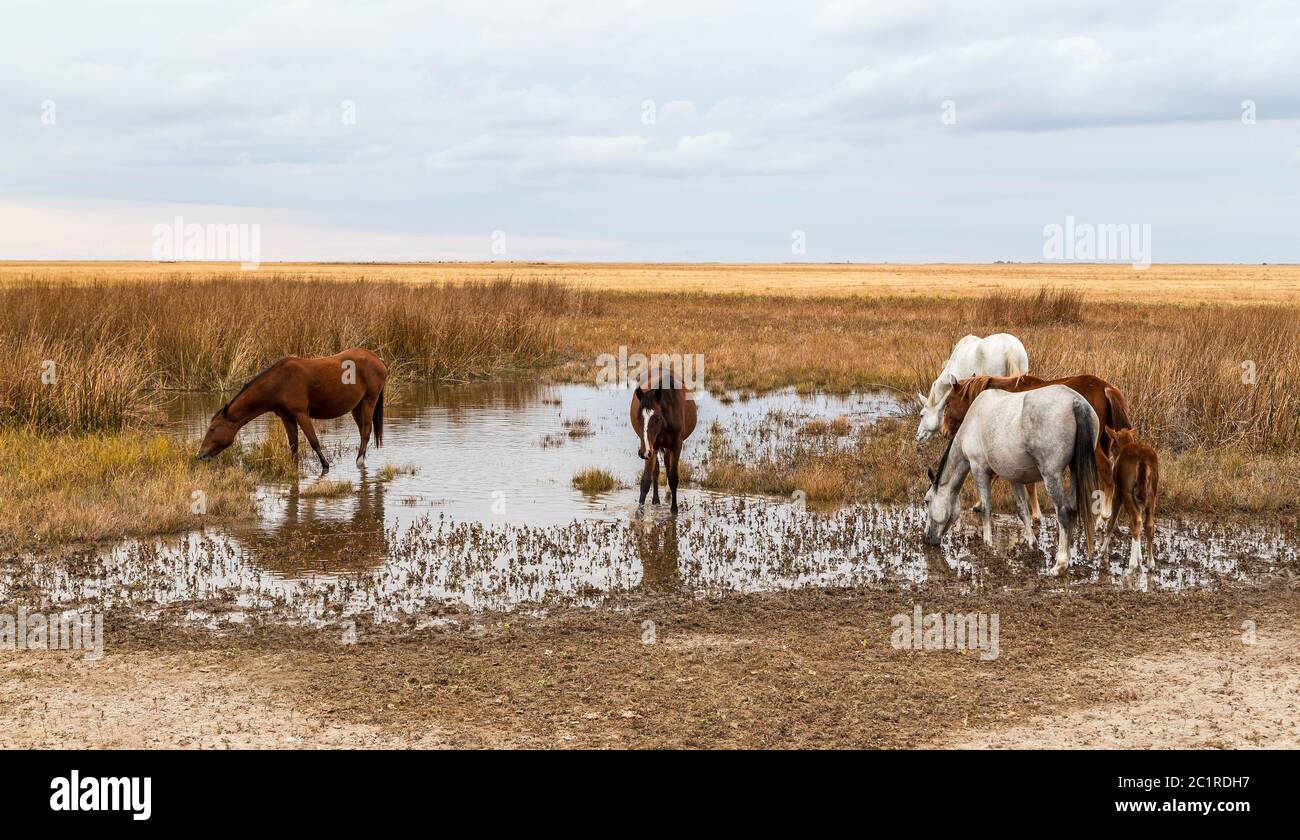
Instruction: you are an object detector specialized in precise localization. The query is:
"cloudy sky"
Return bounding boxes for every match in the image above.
[2,0,1298,262]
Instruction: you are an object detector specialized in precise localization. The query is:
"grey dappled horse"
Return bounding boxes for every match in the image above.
[923,384,1100,576]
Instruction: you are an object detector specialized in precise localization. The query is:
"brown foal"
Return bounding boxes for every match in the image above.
[1100,427,1159,573]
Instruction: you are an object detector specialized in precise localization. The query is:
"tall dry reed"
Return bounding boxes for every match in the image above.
[0,275,588,430]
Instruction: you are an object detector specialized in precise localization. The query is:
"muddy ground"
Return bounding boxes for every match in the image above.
[2,572,1297,749]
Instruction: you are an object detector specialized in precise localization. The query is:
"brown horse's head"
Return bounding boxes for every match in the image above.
[941,376,992,437]
[197,406,241,460]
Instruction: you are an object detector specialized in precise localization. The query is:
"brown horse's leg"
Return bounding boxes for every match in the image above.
[352,400,374,467]
[1029,483,1042,520]
[296,413,330,475]
[638,450,655,506]
[651,453,661,504]
[666,446,681,514]
[278,412,299,463]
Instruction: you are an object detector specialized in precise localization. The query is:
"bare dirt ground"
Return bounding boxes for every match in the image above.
[3,581,1296,749]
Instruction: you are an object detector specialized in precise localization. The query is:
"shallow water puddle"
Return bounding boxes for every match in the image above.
[4,382,1295,625]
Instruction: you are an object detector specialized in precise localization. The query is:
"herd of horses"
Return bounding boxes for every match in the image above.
[195,339,1160,577]
[912,333,1159,576]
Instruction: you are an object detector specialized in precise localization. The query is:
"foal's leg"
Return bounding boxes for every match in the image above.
[1100,490,1122,558]
[296,413,330,475]
[1029,483,1042,520]
[1042,473,1071,576]
[351,400,374,468]
[1125,492,1143,574]
[973,468,994,545]
[1144,495,1157,568]
[1010,482,1035,547]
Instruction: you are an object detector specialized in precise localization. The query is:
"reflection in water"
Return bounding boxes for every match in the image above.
[634,519,681,592]
[239,476,390,576]
[2,381,1293,627]
[4,498,1293,628]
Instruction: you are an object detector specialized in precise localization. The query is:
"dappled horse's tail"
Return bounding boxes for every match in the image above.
[1071,398,1099,555]
[373,387,384,448]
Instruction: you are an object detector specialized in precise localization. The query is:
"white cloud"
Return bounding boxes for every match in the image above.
[0,0,1297,260]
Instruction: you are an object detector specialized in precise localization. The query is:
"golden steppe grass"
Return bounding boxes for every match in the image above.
[4,260,1299,305]
[0,430,258,550]
[0,265,1297,551]
[0,276,588,430]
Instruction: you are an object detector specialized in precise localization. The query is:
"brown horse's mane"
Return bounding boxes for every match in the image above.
[953,375,991,406]
[953,373,1045,407]
[221,357,290,416]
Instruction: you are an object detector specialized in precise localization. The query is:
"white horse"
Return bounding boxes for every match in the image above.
[915,333,1029,443]
[922,385,1099,576]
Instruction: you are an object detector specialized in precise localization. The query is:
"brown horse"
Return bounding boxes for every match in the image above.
[630,383,697,513]
[197,348,388,475]
[942,373,1131,513]
[1100,427,1159,573]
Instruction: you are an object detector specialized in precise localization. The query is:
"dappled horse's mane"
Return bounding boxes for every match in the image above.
[221,357,290,416]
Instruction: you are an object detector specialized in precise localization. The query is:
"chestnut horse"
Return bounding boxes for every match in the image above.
[1100,427,1159,573]
[630,383,697,513]
[943,373,1132,514]
[197,348,388,475]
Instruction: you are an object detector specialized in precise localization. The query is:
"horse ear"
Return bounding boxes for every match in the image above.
[634,385,644,400]
[915,393,927,407]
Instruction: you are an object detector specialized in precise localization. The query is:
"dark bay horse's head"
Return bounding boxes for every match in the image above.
[634,385,680,459]
[197,406,241,460]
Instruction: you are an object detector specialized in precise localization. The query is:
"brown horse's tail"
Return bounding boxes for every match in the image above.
[1104,386,1132,431]
[373,387,384,448]
[1101,385,1131,456]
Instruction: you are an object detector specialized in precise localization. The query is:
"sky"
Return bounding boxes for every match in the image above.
[1,0,1298,263]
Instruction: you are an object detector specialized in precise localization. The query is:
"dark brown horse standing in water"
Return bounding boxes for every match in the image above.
[197,348,388,475]
[630,383,697,513]
[942,373,1132,513]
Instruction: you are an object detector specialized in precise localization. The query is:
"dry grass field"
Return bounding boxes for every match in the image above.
[3,260,1299,304]
[1,261,1297,548]
[3,261,1298,752]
